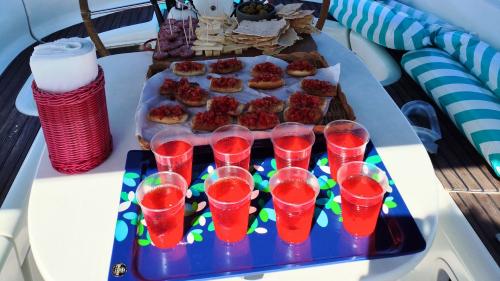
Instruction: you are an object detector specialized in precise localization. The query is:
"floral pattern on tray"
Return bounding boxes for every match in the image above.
[108,142,425,280]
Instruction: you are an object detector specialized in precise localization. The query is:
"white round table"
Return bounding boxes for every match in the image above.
[28,33,439,281]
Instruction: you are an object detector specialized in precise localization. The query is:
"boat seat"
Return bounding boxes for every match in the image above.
[0,237,24,281]
[321,20,401,86]
[0,130,45,281]
[349,31,402,86]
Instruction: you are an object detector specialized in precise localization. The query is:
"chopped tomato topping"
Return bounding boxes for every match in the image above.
[250,73,282,82]
[210,58,242,73]
[210,96,239,113]
[177,78,191,88]
[249,96,282,111]
[285,107,321,124]
[239,111,279,128]
[175,61,204,72]
[289,92,323,108]
[177,83,207,101]
[287,60,315,71]
[253,62,283,76]
[194,111,230,126]
[150,104,185,118]
[211,77,240,88]
[302,79,335,93]
[160,78,178,91]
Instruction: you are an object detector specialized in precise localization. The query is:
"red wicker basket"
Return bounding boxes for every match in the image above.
[32,66,112,174]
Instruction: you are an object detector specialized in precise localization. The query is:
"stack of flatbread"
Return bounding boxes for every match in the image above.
[275,3,319,34]
[192,16,249,56]
[229,18,300,55]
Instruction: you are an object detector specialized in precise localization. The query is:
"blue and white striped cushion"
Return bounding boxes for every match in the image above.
[402,48,500,176]
[433,30,500,99]
[381,0,460,34]
[328,0,431,50]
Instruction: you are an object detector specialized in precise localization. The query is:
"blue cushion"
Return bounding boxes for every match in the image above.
[433,30,500,99]
[328,0,431,50]
[402,48,500,176]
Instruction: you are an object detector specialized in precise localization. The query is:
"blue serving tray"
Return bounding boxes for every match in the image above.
[108,137,426,280]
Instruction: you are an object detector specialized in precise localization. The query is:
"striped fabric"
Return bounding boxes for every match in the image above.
[381,0,459,34]
[402,48,500,176]
[328,0,431,50]
[433,30,500,99]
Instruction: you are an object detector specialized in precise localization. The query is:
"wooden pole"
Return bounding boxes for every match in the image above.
[151,0,165,25]
[316,0,331,30]
[79,0,110,57]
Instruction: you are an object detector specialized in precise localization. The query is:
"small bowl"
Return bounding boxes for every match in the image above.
[235,1,276,22]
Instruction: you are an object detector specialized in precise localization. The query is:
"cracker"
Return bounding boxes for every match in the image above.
[276,3,303,16]
[278,28,300,47]
[233,19,287,37]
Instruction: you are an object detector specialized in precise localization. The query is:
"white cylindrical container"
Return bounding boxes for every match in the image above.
[29,37,98,93]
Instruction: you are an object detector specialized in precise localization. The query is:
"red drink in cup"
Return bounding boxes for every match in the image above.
[337,161,389,236]
[151,127,194,185]
[324,120,369,181]
[136,172,187,248]
[210,125,254,170]
[270,167,320,244]
[271,122,315,170]
[205,166,254,242]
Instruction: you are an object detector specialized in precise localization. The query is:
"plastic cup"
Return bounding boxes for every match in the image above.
[337,161,389,236]
[271,122,315,170]
[151,126,194,186]
[269,167,320,244]
[204,166,254,243]
[324,120,369,181]
[210,124,254,170]
[136,172,187,249]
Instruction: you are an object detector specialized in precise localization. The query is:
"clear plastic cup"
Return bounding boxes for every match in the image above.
[269,167,320,244]
[204,166,254,242]
[337,161,389,236]
[151,126,194,186]
[271,122,315,170]
[324,120,369,181]
[210,124,254,170]
[136,171,187,248]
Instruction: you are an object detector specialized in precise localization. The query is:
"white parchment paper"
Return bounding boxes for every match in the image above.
[136,55,340,144]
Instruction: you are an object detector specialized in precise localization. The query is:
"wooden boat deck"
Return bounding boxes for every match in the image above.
[0,4,498,266]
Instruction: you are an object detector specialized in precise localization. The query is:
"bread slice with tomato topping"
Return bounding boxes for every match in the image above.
[247,96,285,113]
[209,77,243,93]
[209,58,243,74]
[300,79,337,97]
[148,104,188,124]
[283,107,323,125]
[287,92,327,109]
[175,82,209,107]
[248,74,284,90]
[173,61,206,76]
[251,62,283,77]
[206,96,244,116]
[286,60,317,77]
[159,78,178,99]
[192,110,232,131]
[237,111,280,130]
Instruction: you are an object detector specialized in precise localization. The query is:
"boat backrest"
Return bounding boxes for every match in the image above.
[399,0,500,50]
